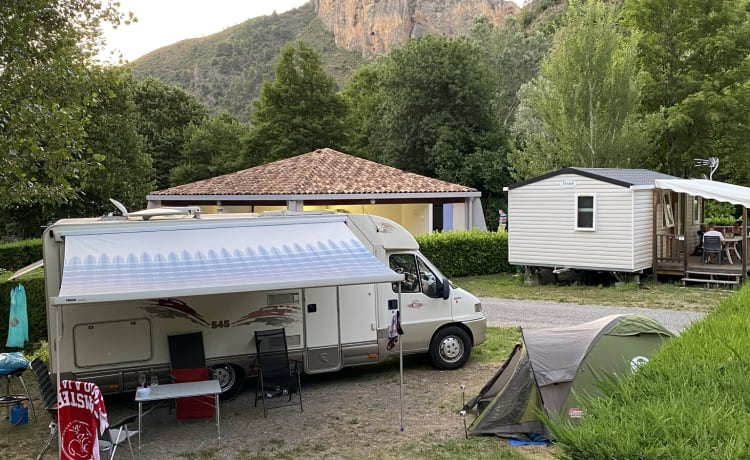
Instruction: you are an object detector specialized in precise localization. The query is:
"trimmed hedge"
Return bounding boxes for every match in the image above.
[549,284,750,458]
[416,230,509,278]
[0,238,43,271]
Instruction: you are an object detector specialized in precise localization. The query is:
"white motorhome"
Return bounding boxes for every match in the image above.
[43,210,486,398]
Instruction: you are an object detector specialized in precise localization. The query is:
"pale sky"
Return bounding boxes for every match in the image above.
[99,0,310,63]
[99,0,525,63]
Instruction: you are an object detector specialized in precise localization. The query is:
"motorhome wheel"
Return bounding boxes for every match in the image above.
[429,326,471,370]
[211,364,244,400]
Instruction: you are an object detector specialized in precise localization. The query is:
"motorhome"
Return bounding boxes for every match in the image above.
[43,210,486,398]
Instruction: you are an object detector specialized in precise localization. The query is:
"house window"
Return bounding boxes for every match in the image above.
[576,194,596,230]
[692,196,702,224]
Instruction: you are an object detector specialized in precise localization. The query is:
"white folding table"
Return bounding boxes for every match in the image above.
[135,380,222,449]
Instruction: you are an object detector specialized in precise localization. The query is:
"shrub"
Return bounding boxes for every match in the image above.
[416,230,509,278]
[549,284,750,459]
[0,239,43,271]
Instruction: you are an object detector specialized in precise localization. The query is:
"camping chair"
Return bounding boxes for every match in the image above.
[253,328,303,417]
[702,235,724,264]
[168,332,215,420]
[30,358,58,460]
[57,379,138,460]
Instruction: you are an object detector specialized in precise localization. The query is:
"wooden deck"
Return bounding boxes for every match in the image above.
[655,255,748,288]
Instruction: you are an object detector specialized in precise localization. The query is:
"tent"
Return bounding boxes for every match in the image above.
[464,314,674,441]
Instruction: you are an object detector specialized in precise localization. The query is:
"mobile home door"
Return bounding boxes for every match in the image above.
[303,287,341,373]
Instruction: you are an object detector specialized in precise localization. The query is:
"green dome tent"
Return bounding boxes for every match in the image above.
[464,314,674,441]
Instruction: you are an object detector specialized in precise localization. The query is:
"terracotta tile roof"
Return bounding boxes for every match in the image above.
[151,148,478,196]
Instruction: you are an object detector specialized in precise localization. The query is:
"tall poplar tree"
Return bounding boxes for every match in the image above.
[509,0,646,180]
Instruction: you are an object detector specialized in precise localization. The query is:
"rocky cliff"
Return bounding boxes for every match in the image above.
[313,0,520,58]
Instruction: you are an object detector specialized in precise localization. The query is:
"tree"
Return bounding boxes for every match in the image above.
[509,0,646,180]
[170,113,252,185]
[73,70,154,215]
[340,64,388,161]
[245,41,347,164]
[0,0,129,209]
[372,35,509,186]
[470,15,549,127]
[132,78,208,190]
[622,0,750,182]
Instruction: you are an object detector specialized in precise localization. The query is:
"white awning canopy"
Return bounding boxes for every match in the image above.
[654,179,750,208]
[52,220,402,305]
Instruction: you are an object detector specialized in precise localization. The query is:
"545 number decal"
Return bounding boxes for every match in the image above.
[211,320,230,329]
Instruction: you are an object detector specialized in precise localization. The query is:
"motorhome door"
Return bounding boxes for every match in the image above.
[303,287,342,373]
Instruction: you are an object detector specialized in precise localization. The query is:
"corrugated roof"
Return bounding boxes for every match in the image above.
[507,167,680,190]
[151,148,477,196]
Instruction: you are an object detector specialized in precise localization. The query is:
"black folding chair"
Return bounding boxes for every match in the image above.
[253,328,303,417]
[30,358,57,460]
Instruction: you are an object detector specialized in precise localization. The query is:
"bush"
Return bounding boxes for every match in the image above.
[0,239,43,271]
[416,230,509,278]
[549,284,750,459]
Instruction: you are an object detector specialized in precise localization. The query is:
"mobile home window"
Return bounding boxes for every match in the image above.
[576,194,595,230]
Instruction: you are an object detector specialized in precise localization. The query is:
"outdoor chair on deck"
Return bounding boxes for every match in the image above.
[253,328,303,417]
[168,332,215,420]
[702,235,724,265]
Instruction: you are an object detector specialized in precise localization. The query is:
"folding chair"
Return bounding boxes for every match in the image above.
[168,332,215,420]
[30,358,58,460]
[254,328,303,417]
[57,379,138,460]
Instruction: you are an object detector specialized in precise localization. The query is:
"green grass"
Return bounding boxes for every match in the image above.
[452,273,729,312]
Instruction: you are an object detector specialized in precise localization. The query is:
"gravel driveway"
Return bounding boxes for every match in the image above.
[481,297,705,334]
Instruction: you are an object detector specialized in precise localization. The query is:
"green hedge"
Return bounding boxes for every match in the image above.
[549,284,750,458]
[0,238,43,271]
[416,230,509,278]
[0,272,47,352]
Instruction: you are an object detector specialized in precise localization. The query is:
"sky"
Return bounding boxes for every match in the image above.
[99,0,525,63]
[99,0,310,63]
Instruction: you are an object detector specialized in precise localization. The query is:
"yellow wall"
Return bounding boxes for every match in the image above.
[196,203,434,235]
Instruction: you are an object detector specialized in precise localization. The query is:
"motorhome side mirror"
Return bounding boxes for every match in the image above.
[388,299,398,310]
[441,278,450,300]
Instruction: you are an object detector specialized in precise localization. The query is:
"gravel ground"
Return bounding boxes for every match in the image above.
[97,299,703,459]
[481,297,705,333]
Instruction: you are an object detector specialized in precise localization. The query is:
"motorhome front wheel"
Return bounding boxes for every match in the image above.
[429,326,471,370]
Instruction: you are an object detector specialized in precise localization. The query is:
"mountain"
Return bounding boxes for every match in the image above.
[131,0,524,122]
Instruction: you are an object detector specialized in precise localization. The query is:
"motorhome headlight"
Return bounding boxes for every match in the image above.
[474,302,482,312]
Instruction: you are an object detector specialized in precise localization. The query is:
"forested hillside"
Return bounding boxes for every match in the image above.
[130,0,564,122]
[132,3,365,123]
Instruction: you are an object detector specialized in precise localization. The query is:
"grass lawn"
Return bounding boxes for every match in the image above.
[452,273,730,312]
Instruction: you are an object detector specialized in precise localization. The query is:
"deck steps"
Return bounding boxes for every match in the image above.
[681,270,741,288]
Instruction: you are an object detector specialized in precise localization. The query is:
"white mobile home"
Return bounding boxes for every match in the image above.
[505,168,680,275]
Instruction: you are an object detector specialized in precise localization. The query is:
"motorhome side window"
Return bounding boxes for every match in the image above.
[389,254,442,298]
[575,194,596,230]
[416,257,442,298]
[389,254,420,293]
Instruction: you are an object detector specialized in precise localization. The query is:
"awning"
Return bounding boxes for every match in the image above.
[52,220,402,305]
[654,179,750,208]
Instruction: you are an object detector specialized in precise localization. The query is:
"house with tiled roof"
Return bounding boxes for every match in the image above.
[147,148,486,235]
